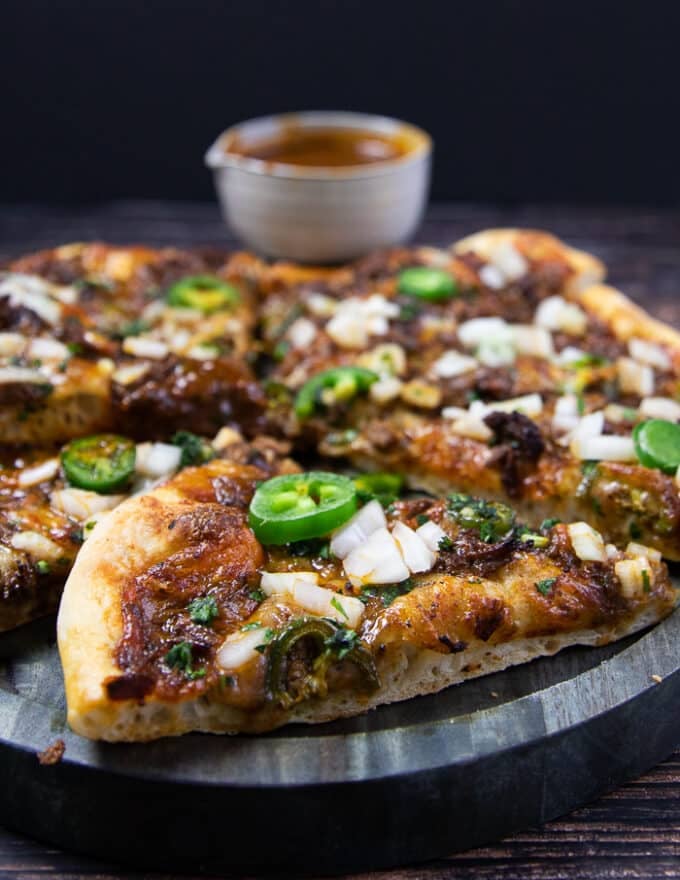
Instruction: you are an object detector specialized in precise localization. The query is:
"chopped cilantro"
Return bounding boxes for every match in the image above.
[219,674,235,689]
[569,353,608,369]
[164,642,205,679]
[188,595,219,625]
[536,577,557,596]
[330,596,349,620]
[170,431,215,468]
[398,302,422,322]
[438,535,454,551]
[641,568,651,592]
[323,626,360,660]
[35,560,51,575]
[273,340,290,362]
[325,428,359,447]
[580,460,599,477]
[248,588,266,603]
[69,528,84,544]
[361,578,414,607]
[287,538,330,558]
[66,342,83,355]
[254,628,276,653]
[241,621,262,632]
[112,318,150,339]
[540,517,561,531]
[576,393,585,416]
[416,513,429,526]
[629,521,642,540]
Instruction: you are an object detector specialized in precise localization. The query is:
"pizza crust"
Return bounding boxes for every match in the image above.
[58,461,678,742]
[452,228,605,292]
[576,283,680,355]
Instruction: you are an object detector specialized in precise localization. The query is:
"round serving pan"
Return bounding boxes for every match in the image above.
[0,603,678,875]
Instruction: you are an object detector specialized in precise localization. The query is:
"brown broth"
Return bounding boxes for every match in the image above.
[227,127,410,167]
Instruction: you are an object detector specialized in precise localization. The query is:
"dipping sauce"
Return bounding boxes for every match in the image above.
[226,127,411,168]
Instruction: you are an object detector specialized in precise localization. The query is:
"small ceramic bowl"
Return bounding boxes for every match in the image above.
[205,111,432,263]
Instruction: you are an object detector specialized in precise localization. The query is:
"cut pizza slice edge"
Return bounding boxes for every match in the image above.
[57,459,678,742]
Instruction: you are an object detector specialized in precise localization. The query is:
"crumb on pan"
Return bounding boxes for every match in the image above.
[37,738,65,765]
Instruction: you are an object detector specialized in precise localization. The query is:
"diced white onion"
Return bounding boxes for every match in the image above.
[556,346,588,365]
[482,393,544,418]
[358,343,407,377]
[305,292,338,317]
[489,241,529,281]
[135,442,182,478]
[568,410,605,449]
[292,580,364,628]
[534,295,587,336]
[287,318,318,349]
[567,522,607,562]
[431,350,478,378]
[639,397,680,422]
[330,500,386,560]
[212,427,243,450]
[605,543,620,561]
[122,337,169,359]
[416,521,449,553]
[552,394,580,434]
[626,542,661,563]
[604,403,637,423]
[511,325,554,359]
[343,527,409,587]
[27,338,70,361]
[112,362,151,386]
[570,434,636,462]
[260,571,318,596]
[617,357,654,397]
[441,405,468,420]
[0,332,26,357]
[326,295,398,350]
[628,338,671,371]
[326,312,369,349]
[615,557,653,599]
[9,530,62,560]
[50,488,125,520]
[369,376,403,404]
[17,458,60,487]
[447,414,494,442]
[0,274,62,325]
[458,317,510,349]
[392,521,436,573]
[217,628,268,671]
[477,337,516,367]
[479,264,505,289]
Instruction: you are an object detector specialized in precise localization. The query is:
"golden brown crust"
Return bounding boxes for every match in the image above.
[58,461,677,742]
[452,228,606,291]
[576,283,680,355]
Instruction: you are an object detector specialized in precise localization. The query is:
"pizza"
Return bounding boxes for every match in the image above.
[0,244,266,444]
[0,228,678,741]
[58,459,676,740]
[0,429,292,631]
[258,230,680,559]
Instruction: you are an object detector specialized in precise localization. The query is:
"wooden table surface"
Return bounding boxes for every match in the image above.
[0,201,678,879]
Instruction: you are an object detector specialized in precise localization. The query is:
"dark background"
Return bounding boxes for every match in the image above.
[2,0,680,205]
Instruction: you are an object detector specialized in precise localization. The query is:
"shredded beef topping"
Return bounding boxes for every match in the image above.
[484,411,545,497]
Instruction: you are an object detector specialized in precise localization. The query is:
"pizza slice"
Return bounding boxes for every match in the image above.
[259,229,680,559]
[57,461,677,741]
[0,244,266,444]
[0,429,292,631]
